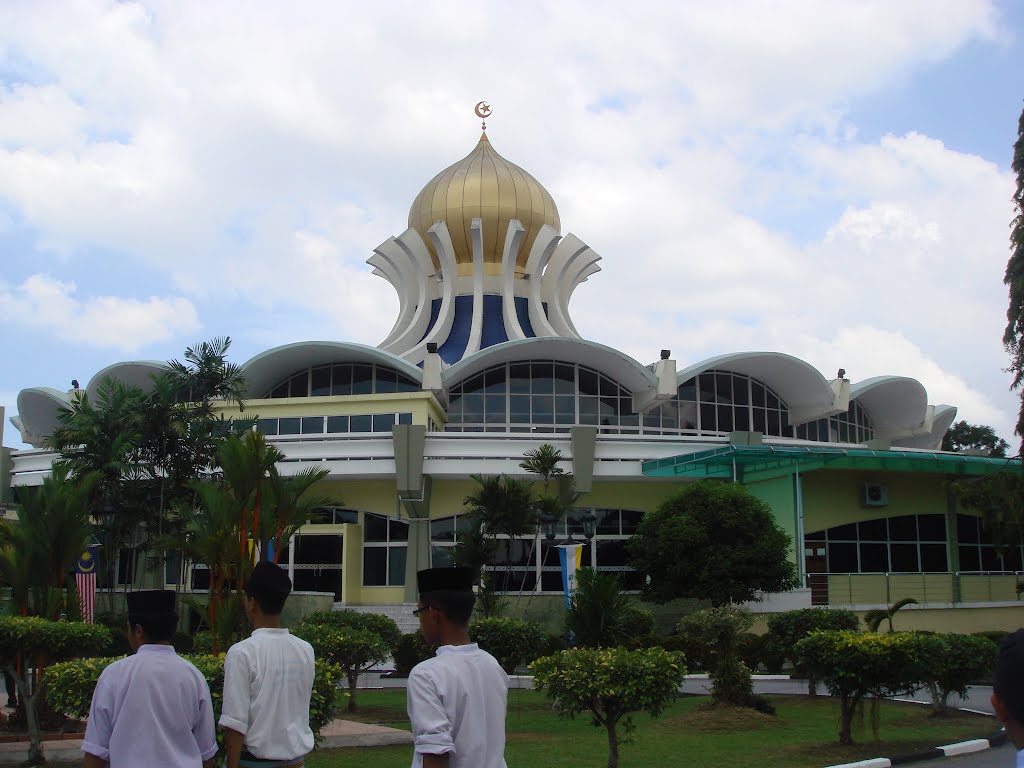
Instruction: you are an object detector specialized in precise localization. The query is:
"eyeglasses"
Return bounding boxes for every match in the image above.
[412,605,432,617]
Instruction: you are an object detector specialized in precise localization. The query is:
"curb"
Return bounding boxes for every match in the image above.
[823,729,1007,768]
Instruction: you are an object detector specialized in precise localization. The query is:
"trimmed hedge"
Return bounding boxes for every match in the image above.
[469,617,547,673]
[45,653,343,747]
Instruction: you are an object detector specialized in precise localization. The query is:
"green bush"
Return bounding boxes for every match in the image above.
[972,630,1009,646]
[566,569,651,649]
[796,630,927,745]
[294,623,389,712]
[300,610,401,654]
[766,608,860,694]
[469,617,546,673]
[913,633,998,714]
[93,611,132,657]
[532,646,686,768]
[678,606,762,709]
[191,631,215,655]
[45,653,343,749]
[394,632,433,677]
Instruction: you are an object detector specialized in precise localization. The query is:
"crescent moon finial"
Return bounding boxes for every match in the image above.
[474,100,492,131]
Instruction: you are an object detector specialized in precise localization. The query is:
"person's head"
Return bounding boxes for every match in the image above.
[415,567,475,645]
[125,590,178,651]
[243,560,292,621]
[992,628,1024,747]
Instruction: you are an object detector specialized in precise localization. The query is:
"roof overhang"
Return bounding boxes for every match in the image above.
[677,352,839,425]
[15,387,69,447]
[642,444,1021,483]
[86,360,166,400]
[850,376,928,435]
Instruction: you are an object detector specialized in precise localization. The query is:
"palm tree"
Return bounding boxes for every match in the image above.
[463,475,538,592]
[166,336,247,421]
[257,467,335,563]
[520,444,565,494]
[864,597,919,632]
[0,466,99,618]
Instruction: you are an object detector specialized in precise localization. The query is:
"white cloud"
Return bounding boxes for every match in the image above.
[0,274,200,352]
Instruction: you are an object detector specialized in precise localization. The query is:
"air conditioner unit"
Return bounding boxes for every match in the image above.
[862,482,888,507]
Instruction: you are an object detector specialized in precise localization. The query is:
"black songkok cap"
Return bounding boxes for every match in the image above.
[126,590,177,622]
[244,560,293,603]
[994,628,1024,723]
[417,567,474,595]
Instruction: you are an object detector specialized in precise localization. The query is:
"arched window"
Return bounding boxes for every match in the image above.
[445,361,639,434]
[795,400,874,444]
[264,363,419,399]
[648,371,791,437]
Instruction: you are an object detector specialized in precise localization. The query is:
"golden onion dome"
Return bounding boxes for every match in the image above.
[408,132,560,276]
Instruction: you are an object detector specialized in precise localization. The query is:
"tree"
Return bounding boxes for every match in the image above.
[1003,102,1024,447]
[293,623,388,712]
[941,421,1010,457]
[1,466,99,619]
[531,646,686,768]
[765,608,860,696]
[462,475,538,591]
[796,630,926,745]
[520,444,565,494]
[627,480,797,606]
[469,617,547,674]
[915,633,997,716]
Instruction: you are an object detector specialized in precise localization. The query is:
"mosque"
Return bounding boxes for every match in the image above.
[3,106,1021,632]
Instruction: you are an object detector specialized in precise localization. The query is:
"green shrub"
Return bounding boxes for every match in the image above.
[678,606,761,709]
[394,632,433,677]
[93,611,132,657]
[566,569,649,648]
[469,617,546,673]
[532,646,686,768]
[973,630,1009,646]
[294,623,389,712]
[45,653,342,749]
[913,633,998,715]
[766,608,860,694]
[796,630,927,745]
[300,610,401,654]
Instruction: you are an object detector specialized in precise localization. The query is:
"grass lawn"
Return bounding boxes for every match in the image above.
[308,689,997,768]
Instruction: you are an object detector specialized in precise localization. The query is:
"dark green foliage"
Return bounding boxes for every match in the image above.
[1004,102,1024,444]
[0,616,112,764]
[393,632,433,677]
[469,616,547,673]
[941,421,1010,456]
[45,654,342,751]
[462,474,539,591]
[766,608,860,693]
[677,606,765,710]
[93,611,133,657]
[301,610,401,654]
[566,568,652,648]
[973,629,1010,645]
[628,480,797,606]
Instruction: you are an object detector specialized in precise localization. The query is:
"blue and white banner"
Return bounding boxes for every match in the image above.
[558,543,584,609]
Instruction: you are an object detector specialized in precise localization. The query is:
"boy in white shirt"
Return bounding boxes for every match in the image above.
[220,561,315,768]
[992,629,1024,768]
[407,567,509,768]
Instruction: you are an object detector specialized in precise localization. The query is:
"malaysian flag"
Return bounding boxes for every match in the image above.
[75,545,99,623]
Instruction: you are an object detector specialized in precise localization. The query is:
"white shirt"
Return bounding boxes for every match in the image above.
[1017,747,1024,768]
[83,644,217,768]
[407,643,509,768]
[219,628,315,760]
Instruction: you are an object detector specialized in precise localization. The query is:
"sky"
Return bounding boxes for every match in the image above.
[1,0,1023,450]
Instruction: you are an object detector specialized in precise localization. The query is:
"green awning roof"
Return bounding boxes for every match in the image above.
[642,444,1023,482]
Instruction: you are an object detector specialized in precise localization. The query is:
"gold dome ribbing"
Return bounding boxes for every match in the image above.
[408,133,560,276]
